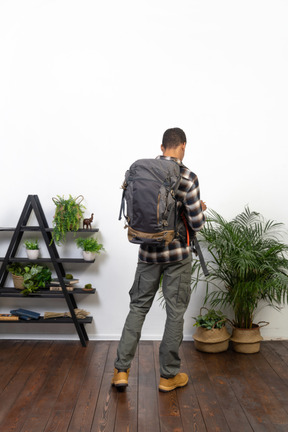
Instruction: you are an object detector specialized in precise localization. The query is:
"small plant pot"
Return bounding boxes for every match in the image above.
[12,274,24,290]
[26,249,40,260]
[230,324,265,354]
[193,326,231,353]
[82,251,96,261]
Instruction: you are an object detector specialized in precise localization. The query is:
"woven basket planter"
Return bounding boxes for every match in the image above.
[193,326,231,353]
[12,274,24,290]
[230,324,265,354]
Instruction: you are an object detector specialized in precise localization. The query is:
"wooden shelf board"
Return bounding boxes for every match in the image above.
[0,258,95,263]
[0,227,99,232]
[0,287,96,298]
[0,316,93,324]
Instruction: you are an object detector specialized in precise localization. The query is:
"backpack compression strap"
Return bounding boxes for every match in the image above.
[181,212,209,277]
[192,236,209,277]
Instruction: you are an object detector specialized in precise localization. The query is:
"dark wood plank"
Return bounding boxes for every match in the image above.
[0,339,288,432]
[222,349,287,431]
[182,342,231,432]
[40,341,96,432]
[280,340,288,354]
[264,341,288,372]
[67,341,110,432]
[153,341,185,432]
[43,410,73,432]
[138,341,161,432]
[52,341,95,410]
[199,348,253,431]
[19,341,80,432]
[90,341,119,432]
[0,339,23,365]
[178,342,209,432]
[252,345,288,415]
[114,345,138,432]
[0,341,52,429]
[0,340,36,393]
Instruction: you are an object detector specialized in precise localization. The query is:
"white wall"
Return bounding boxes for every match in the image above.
[0,0,288,341]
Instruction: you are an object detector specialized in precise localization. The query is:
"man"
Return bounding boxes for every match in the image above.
[112,127,206,392]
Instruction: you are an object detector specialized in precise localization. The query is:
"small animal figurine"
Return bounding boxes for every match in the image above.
[83,213,94,229]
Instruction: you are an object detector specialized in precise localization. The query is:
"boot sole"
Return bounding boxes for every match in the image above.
[112,380,128,387]
[159,378,188,392]
[112,382,128,392]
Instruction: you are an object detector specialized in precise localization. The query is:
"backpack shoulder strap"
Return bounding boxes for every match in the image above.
[118,188,126,221]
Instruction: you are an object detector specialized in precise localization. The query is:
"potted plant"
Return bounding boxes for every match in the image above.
[191,207,288,353]
[7,263,26,289]
[51,195,85,245]
[24,239,40,259]
[21,264,52,296]
[193,308,230,353]
[7,263,52,295]
[75,236,104,261]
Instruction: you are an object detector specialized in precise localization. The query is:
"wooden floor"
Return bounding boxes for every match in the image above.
[0,340,288,432]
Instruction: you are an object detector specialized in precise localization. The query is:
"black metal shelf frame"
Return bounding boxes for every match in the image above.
[0,195,98,346]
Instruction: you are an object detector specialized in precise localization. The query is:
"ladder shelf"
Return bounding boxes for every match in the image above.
[0,195,98,346]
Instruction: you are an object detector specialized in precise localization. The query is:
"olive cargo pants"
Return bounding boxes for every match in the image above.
[114,253,192,378]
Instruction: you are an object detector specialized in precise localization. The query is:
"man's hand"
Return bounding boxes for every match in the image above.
[201,200,207,211]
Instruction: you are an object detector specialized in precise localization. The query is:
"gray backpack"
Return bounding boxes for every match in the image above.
[119,158,184,246]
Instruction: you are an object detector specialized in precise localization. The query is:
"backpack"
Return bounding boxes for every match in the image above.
[119,158,185,246]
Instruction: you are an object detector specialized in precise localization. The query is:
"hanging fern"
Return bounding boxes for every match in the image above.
[51,195,86,245]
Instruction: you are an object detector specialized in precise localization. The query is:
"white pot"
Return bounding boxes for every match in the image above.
[26,249,40,259]
[83,251,96,261]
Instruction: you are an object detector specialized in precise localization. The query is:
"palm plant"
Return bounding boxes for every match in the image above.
[191,207,288,329]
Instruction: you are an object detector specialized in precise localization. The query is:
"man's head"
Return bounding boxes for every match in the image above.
[161,127,187,161]
[162,128,186,149]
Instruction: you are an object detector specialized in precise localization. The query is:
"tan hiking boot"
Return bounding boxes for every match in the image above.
[158,373,189,392]
[111,368,130,388]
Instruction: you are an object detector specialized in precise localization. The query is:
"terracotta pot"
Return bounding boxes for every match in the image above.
[193,326,231,353]
[230,324,264,354]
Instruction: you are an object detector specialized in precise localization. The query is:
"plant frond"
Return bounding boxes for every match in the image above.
[191,207,288,328]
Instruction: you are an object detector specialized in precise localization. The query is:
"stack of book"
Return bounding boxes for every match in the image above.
[49,278,79,292]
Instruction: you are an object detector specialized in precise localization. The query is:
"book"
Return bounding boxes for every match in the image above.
[50,286,74,291]
[0,314,19,321]
[51,278,79,285]
[10,309,40,320]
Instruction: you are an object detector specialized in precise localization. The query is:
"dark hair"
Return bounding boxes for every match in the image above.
[162,128,187,149]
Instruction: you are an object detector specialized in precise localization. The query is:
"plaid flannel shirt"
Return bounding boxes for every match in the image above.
[138,156,205,263]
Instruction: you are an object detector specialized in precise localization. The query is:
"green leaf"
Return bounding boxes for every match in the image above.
[191,207,288,328]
